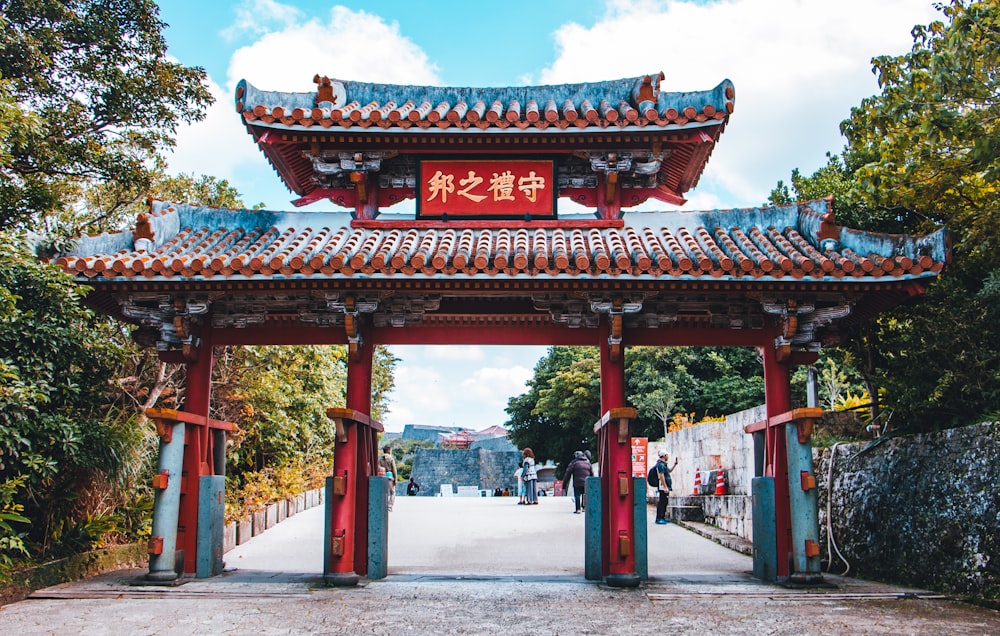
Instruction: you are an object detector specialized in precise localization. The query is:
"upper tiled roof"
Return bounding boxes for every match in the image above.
[58,199,947,284]
[235,73,734,132]
[234,73,736,208]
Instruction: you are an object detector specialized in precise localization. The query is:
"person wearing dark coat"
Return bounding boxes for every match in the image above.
[561,450,594,514]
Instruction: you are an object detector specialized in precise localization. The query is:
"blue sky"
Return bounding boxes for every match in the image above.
[157,0,941,432]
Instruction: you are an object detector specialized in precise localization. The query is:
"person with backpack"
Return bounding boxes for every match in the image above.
[379,445,398,511]
[651,451,679,525]
[561,450,593,514]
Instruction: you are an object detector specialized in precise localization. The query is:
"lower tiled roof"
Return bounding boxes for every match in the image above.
[58,200,947,284]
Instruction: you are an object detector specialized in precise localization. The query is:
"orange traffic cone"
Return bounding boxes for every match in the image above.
[692,467,702,495]
[714,466,726,495]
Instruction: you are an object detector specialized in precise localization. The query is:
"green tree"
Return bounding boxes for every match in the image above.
[217,344,398,483]
[628,346,764,439]
[506,347,599,466]
[771,1,1000,430]
[0,237,131,559]
[506,346,767,468]
[0,0,213,230]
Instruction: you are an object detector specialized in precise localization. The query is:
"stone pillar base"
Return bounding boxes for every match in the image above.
[324,572,360,587]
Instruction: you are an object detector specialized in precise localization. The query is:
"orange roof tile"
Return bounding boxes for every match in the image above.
[59,199,946,284]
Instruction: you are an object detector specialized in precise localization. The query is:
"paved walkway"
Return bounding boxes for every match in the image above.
[2,496,998,634]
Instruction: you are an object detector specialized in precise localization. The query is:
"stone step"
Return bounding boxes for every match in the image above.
[668,505,705,522]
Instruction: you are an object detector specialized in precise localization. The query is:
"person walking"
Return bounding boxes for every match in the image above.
[406,477,420,496]
[561,450,593,514]
[654,451,679,524]
[379,445,398,511]
[521,448,539,505]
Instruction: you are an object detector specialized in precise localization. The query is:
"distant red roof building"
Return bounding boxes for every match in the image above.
[441,430,476,449]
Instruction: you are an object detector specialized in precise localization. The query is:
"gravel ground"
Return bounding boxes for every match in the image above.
[2,497,997,635]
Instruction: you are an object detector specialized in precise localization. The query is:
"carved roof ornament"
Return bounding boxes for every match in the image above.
[313,74,346,108]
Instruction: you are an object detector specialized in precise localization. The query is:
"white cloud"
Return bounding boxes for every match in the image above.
[166,5,441,205]
[383,364,451,431]
[220,0,304,41]
[166,75,261,183]
[225,6,440,91]
[538,0,941,207]
[459,366,534,404]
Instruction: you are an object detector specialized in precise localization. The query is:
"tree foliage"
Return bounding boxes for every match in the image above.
[0,0,213,230]
[217,344,397,483]
[506,346,765,468]
[771,1,1000,431]
[0,236,135,559]
[506,347,599,468]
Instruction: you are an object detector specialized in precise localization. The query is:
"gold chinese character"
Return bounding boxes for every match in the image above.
[426,170,454,203]
[518,171,546,203]
[457,171,486,203]
[488,170,516,201]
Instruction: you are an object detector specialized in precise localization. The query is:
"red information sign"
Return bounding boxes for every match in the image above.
[631,437,648,479]
[418,159,556,219]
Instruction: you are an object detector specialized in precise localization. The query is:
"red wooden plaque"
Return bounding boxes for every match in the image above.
[418,159,556,219]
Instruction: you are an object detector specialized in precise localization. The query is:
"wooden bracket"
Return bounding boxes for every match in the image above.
[617,418,629,444]
[151,470,170,490]
[797,418,815,443]
[608,311,623,362]
[332,473,347,496]
[617,530,631,558]
[343,295,364,361]
[351,170,368,204]
[331,529,346,557]
[618,472,630,497]
[800,471,816,491]
[154,419,174,443]
[147,536,164,555]
[805,539,820,558]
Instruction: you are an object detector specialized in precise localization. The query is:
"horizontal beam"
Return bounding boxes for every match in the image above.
[209,324,774,347]
[744,407,825,434]
[594,407,638,433]
[326,407,384,432]
[145,407,236,431]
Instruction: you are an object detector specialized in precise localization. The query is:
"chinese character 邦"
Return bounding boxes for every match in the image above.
[426,170,455,203]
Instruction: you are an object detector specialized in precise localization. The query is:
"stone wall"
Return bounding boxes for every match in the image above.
[815,422,1000,600]
[656,405,763,498]
[649,406,761,539]
[409,447,521,496]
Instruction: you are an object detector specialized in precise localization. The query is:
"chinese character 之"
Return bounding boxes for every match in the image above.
[457,171,486,203]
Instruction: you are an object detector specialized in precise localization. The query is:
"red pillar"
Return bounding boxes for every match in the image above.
[327,336,374,583]
[349,337,375,576]
[177,329,214,575]
[762,343,793,579]
[599,321,636,584]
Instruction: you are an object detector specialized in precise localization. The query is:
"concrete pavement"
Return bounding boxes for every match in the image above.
[2,495,999,634]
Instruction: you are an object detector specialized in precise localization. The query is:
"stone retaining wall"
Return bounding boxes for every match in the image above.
[655,405,763,499]
[815,423,1000,600]
[0,543,147,607]
[660,413,999,600]
[228,487,324,551]
[409,448,521,496]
